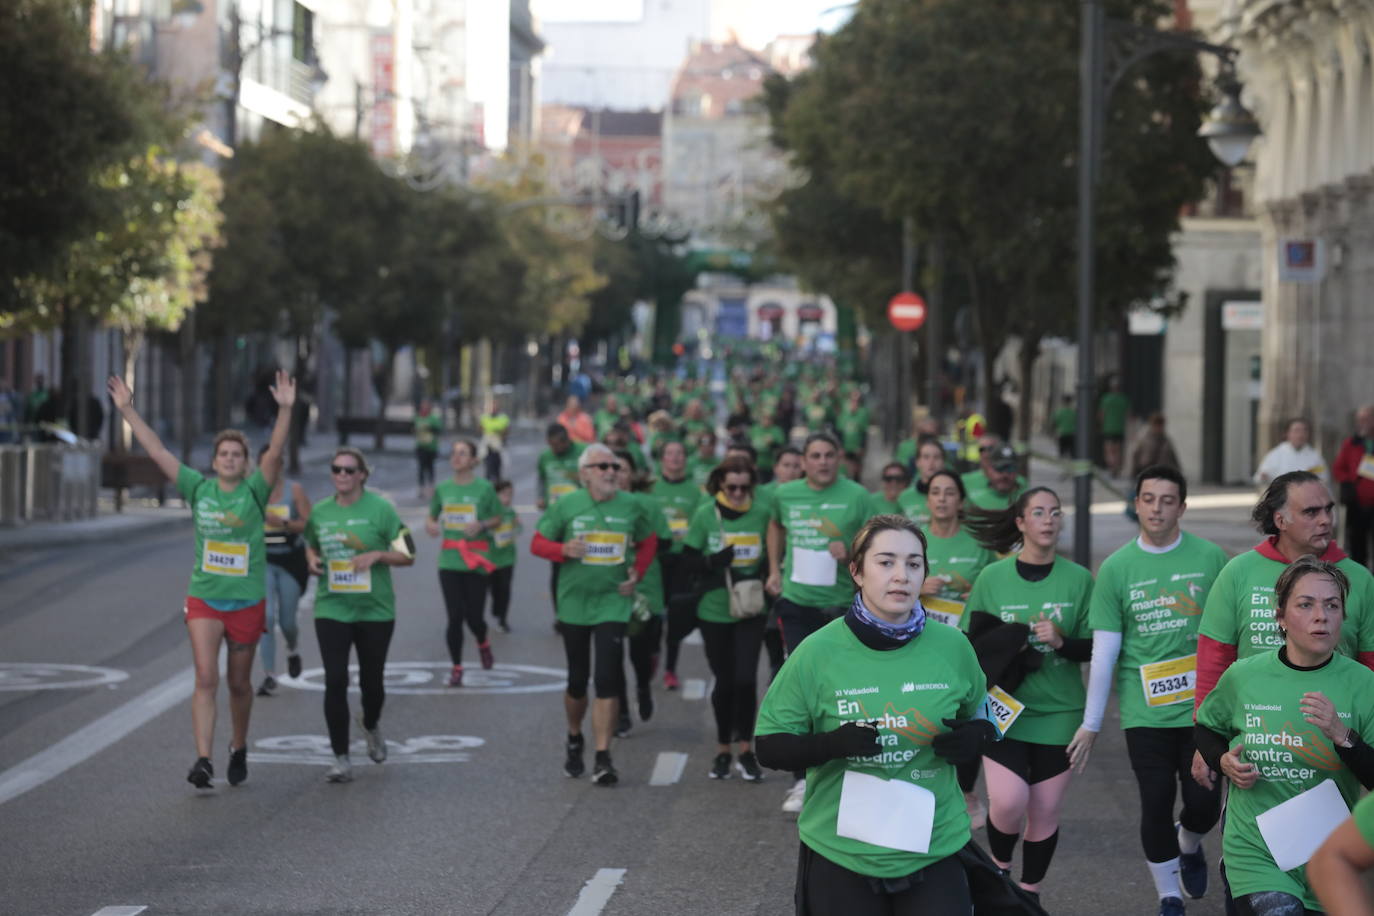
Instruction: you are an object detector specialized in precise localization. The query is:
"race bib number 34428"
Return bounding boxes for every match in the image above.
[203,540,249,577]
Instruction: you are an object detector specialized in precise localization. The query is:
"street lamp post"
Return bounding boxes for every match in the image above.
[1073,2,1261,566]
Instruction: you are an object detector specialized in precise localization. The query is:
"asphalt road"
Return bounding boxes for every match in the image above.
[0,436,1245,916]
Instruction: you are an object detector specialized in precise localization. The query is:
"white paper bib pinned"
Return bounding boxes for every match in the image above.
[791,546,837,586]
[836,770,935,853]
[1256,778,1349,871]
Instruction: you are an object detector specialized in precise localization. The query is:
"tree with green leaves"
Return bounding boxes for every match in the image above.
[765,0,1218,437]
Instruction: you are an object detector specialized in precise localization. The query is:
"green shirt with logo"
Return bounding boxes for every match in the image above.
[688,455,717,491]
[1099,391,1130,437]
[923,527,996,630]
[535,490,652,626]
[960,471,1027,511]
[685,500,770,624]
[771,477,877,608]
[649,476,703,553]
[429,477,502,572]
[488,506,520,569]
[414,413,441,454]
[751,424,787,470]
[1089,533,1229,729]
[305,491,406,623]
[964,555,1095,744]
[176,465,271,603]
[755,618,986,878]
[1198,651,1374,909]
[897,486,930,528]
[537,444,584,505]
[838,406,870,453]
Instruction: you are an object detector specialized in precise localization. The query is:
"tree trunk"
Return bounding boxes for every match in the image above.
[213,335,231,431]
[1016,331,1042,446]
[374,346,395,451]
[59,305,78,432]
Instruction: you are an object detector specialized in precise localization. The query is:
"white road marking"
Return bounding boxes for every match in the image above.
[90,908,148,916]
[682,679,707,700]
[682,630,704,646]
[286,661,568,696]
[648,751,688,786]
[566,868,627,916]
[0,667,192,807]
[0,663,129,691]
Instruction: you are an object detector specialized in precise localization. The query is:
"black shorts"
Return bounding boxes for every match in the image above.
[981,736,1070,784]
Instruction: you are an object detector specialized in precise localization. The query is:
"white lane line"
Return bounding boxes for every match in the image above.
[566,868,627,916]
[682,679,707,701]
[0,667,192,807]
[90,908,148,915]
[682,630,704,646]
[648,751,688,786]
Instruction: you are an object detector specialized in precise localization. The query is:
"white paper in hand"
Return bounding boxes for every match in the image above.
[835,770,934,854]
[791,547,838,587]
[1255,778,1349,872]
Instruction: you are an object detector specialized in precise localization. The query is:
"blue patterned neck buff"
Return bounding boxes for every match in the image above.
[849,591,926,643]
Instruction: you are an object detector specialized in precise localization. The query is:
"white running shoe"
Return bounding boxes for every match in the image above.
[325,754,353,783]
[782,778,807,815]
[356,711,386,763]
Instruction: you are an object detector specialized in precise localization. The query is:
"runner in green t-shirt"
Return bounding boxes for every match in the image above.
[1197,556,1374,913]
[869,462,909,515]
[963,486,1094,894]
[750,416,787,483]
[425,439,504,687]
[613,455,670,736]
[961,442,1026,511]
[530,444,656,786]
[653,439,705,690]
[837,389,870,480]
[1099,380,1131,477]
[688,428,719,491]
[486,480,520,633]
[305,446,414,784]
[896,435,947,528]
[536,423,584,509]
[1070,465,1228,908]
[766,432,881,815]
[1052,395,1076,459]
[755,516,991,909]
[414,399,442,498]
[683,457,771,781]
[108,370,294,791]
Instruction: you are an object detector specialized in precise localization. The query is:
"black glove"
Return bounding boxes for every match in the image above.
[818,721,882,761]
[930,717,997,765]
[707,545,736,570]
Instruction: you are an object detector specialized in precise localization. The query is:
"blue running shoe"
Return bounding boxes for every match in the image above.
[1177,823,1208,899]
[1159,896,1185,916]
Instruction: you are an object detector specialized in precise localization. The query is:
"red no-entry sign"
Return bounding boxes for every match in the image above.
[888,291,927,331]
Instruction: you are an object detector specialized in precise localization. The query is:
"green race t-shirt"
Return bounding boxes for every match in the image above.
[430,477,502,572]
[535,489,652,626]
[488,506,520,569]
[1088,533,1229,729]
[1052,407,1077,438]
[414,413,442,453]
[648,476,703,552]
[755,618,986,878]
[1197,651,1374,909]
[960,470,1026,511]
[688,455,717,491]
[177,465,271,602]
[537,444,584,505]
[1100,392,1130,436]
[868,493,902,516]
[1200,546,1374,661]
[897,486,930,528]
[684,500,770,624]
[964,555,1095,744]
[305,491,406,623]
[894,438,919,470]
[634,492,672,616]
[771,477,877,608]
[751,425,787,470]
[838,406,870,453]
[923,526,996,630]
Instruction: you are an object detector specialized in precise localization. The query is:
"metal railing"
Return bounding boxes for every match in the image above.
[0,442,103,527]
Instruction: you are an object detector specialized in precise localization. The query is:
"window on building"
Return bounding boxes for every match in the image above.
[291,2,314,63]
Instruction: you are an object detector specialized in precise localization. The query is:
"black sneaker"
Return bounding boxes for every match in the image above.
[735,751,764,782]
[615,710,633,738]
[564,734,585,778]
[709,752,732,779]
[187,756,213,789]
[497,616,511,634]
[1177,823,1208,899]
[637,686,654,722]
[287,654,302,679]
[591,753,618,787]
[227,745,248,786]
[256,675,277,697]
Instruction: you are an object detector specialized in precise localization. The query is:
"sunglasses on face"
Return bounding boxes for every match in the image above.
[882,475,907,483]
[331,464,360,475]
[589,462,621,471]
[723,484,752,494]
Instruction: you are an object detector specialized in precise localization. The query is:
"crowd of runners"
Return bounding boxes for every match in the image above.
[106,356,1374,915]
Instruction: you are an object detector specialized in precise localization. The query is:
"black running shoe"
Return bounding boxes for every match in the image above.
[256,675,277,697]
[637,686,654,722]
[564,734,585,778]
[187,756,213,789]
[736,751,764,782]
[227,745,248,786]
[287,654,302,679]
[497,616,511,634]
[591,753,618,787]
[709,752,732,779]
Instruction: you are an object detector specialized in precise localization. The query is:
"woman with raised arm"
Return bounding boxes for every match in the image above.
[108,369,295,790]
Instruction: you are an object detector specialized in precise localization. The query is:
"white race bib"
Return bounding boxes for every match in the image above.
[835,770,934,854]
[725,532,762,567]
[264,503,290,531]
[1140,654,1196,707]
[443,503,477,529]
[668,516,689,536]
[582,531,627,566]
[549,483,576,502]
[202,540,249,577]
[1256,779,1349,871]
[790,546,837,586]
[327,559,372,594]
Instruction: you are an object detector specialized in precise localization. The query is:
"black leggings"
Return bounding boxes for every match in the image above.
[438,569,489,665]
[699,616,767,744]
[795,842,971,916]
[664,597,698,675]
[315,618,395,756]
[562,621,627,699]
[776,598,842,655]
[1234,893,1320,916]
[1125,726,1222,862]
[625,616,662,691]
[488,566,513,623]
[416,448,436,487]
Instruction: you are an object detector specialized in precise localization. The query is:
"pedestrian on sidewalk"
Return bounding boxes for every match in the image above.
[108,369,295,790]
[1253,417,1328,486]
[479,396,510,481]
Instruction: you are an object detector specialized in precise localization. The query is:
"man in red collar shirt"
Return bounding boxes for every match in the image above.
[1192,471,1374,787]
[1333,404,1374,568]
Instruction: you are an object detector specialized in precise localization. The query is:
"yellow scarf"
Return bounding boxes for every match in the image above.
[716,490,751,513]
